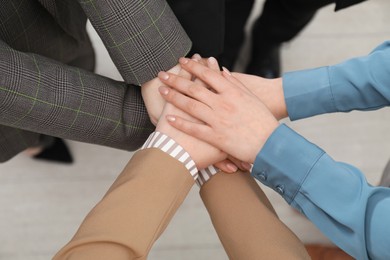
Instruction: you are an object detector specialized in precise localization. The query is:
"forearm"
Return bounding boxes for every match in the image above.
[283,41,390,120]
[200,171,310,260]
[0,40,154,151]
[54,149,194,259]
[77,0,192,85]
[253,124,390,260]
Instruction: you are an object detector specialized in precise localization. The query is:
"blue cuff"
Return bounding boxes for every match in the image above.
[252,124,325,204]
[283,67,337,121]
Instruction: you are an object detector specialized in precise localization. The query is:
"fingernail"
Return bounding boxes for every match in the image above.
[208,57,217,65]
[158,86,169,95]
[241,162,252,171]
[166,115,176,122]
[192,53,201,60]
[179,57,189,64]
[227,163,238,173]
[222,66,232,76]
[158,71,169,80]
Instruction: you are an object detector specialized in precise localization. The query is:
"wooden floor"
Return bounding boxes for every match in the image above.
[1,0,389,259]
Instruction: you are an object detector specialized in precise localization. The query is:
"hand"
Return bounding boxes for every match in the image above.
[158,58,279,163]
[231,73,288,120]
[141,64,182,125]
[156,102,226,169]
[155,57,229,169]
[145,55,250,172]
[141,55,213,125]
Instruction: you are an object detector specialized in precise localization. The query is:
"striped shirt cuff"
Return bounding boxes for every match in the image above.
[195,165,219,187]
[141,132,198,180]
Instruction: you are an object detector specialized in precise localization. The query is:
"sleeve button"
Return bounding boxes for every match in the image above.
[258,171,267,181]
[275,185,284,195]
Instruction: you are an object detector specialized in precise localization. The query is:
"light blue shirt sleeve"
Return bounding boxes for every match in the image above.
[283,41,390,120]
[252,124,390,260]
[253,42,390,259]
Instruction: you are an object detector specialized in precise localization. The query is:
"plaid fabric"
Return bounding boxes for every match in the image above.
[0,0,191,162]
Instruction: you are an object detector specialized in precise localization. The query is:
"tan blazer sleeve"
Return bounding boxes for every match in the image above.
[53,148,194,259]
[200,171,310,260]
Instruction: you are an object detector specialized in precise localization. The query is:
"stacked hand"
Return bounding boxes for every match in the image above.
[154,56,226,169]
[142,55,248,172]
[141,64,181,125]
[157,57,281,165]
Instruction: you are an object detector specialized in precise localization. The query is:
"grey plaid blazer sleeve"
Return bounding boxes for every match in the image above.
[78,0,192,85]
[0,40,155,162]
[0,0,191,162]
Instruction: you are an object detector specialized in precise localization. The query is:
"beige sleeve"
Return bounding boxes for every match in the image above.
[200,171,310,260]
[53,148,194,259]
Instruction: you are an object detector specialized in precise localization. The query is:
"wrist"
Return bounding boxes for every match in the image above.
[271,77,288,120]
[249,120,279,163]
[142,131,198,178]
[156,123,222,169]
[251,77,288,120]
[231,73,288,120]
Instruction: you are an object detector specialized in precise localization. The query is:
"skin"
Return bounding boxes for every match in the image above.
[231,73,288,120]
[142,56,251,172]
[154,58,226,169]
[158,58,279,164]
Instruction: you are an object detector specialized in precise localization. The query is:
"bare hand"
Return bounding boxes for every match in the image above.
[232,73,288,120]
[141,64,182,125]
[158,58,279,163]
[155,56,227,169]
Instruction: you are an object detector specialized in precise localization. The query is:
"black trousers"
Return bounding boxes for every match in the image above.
[168,0,225,57]
[168,0,365,66]
[219,0,341,68]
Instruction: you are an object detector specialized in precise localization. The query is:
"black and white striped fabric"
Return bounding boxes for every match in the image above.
[142,132,219,187]
[197,166,219,187]
[142,132,198,179]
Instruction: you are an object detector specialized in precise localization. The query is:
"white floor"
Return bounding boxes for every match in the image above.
[1,1,390,259]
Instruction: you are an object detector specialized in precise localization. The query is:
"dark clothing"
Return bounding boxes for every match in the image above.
[168,0,225,56]
[219,0,367,68]
[0,0,191,162]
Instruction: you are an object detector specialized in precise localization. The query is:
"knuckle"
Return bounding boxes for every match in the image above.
[186,100,198,113]
[186,124,197,134]
[198,68,213,80]
[187,84,198,96]
[168,74,179,86]
[220,101,235,113]
[185,59,197,70]
[174,118,183,128]
[219,119,229,128]
[202,69,214,78]
[214,134,225,145]
[165,88,175,100]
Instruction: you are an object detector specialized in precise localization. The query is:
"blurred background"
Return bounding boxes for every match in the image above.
[0,0,389,259]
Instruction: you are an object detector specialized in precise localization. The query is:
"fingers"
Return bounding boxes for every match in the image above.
[175,53,205,81]
[213,157,252,173]
[166,114,214,144]
[192,54,212,89]
[179,57,231,93]
[221,67,253,94]
[158,71,217,108]
[225,156,252,172]
[159,86,214,124]
[207,57,220,72]
[192,56,221,91]
[214,159,238,173]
